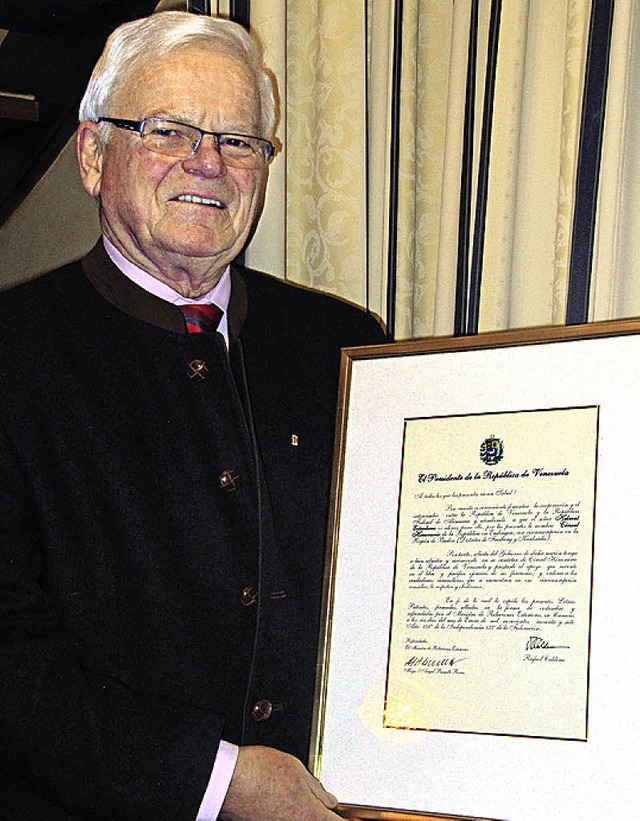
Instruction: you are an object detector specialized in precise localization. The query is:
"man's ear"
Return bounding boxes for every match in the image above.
[77,122,105,198]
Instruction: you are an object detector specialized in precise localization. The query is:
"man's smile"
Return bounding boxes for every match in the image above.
[174,193,226,208]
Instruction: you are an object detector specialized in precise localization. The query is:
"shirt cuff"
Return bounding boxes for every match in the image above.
[196,740,239,820]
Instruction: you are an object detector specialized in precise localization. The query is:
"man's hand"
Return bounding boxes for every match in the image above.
[219,745,340,820]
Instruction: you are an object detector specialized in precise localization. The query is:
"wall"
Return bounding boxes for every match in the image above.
[0,136,100,290]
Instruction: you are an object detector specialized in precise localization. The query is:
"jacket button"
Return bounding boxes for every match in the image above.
[252,699,273,722]
[240,585,258,606]
[187,359,208,380]
[219,468,240,492]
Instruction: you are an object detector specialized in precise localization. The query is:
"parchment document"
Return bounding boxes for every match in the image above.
[385,407,598,740]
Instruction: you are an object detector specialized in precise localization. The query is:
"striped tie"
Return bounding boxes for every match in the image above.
[179,303,223,334]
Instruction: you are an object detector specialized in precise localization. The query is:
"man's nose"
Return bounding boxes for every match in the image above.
[182,134,227,176]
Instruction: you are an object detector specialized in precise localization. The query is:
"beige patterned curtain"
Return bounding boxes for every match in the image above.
[247,0,639,339]
[591,0,640,321]
[247,0,386,314]
[476,0,591,333]
[395,0,470,338]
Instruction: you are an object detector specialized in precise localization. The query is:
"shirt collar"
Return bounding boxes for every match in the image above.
[102,236,231,343]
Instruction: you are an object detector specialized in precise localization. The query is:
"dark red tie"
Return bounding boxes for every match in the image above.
[179,303,223,334]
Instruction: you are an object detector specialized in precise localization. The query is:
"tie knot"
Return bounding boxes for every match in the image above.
[179,303,223,334]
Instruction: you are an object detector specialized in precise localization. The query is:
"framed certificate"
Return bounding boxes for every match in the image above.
[310,318,640,820]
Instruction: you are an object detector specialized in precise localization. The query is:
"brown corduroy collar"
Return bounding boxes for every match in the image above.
[80,240,248,339]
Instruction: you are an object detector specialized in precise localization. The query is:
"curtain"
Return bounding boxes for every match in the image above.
[248,0,374,310]
[591,0,640,321]
[395,0,471,338]
[477,0,591,332]
[247,0,638,339]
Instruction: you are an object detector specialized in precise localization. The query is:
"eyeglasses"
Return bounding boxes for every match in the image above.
[96,117,275,169]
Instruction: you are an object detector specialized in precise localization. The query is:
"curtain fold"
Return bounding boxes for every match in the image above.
[243,1,287,277]
[247,0,381,314]
[479,0,591,331]
[366,0,395,324]
[284,2,369,305]
[395,0,466,340]
[591,0,640,321]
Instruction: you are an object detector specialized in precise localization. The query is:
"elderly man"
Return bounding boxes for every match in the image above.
[0,11,384,821]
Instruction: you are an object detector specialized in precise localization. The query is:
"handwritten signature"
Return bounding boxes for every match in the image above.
[404,655,468,670]
[525,635,570,651]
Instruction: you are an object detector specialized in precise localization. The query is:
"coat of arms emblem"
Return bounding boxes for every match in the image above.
[480,436,504,465]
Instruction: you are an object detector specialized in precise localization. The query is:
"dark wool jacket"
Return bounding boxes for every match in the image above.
[0,242,385,820]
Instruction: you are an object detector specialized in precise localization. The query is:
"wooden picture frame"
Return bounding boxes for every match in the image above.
[310,318,640,820]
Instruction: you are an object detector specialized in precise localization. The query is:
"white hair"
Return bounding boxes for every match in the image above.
[78,10,277,138]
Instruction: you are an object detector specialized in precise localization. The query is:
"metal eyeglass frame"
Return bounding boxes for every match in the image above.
[96,116,275,167]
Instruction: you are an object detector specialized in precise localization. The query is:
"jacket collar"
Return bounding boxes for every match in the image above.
[81,240,248,338]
